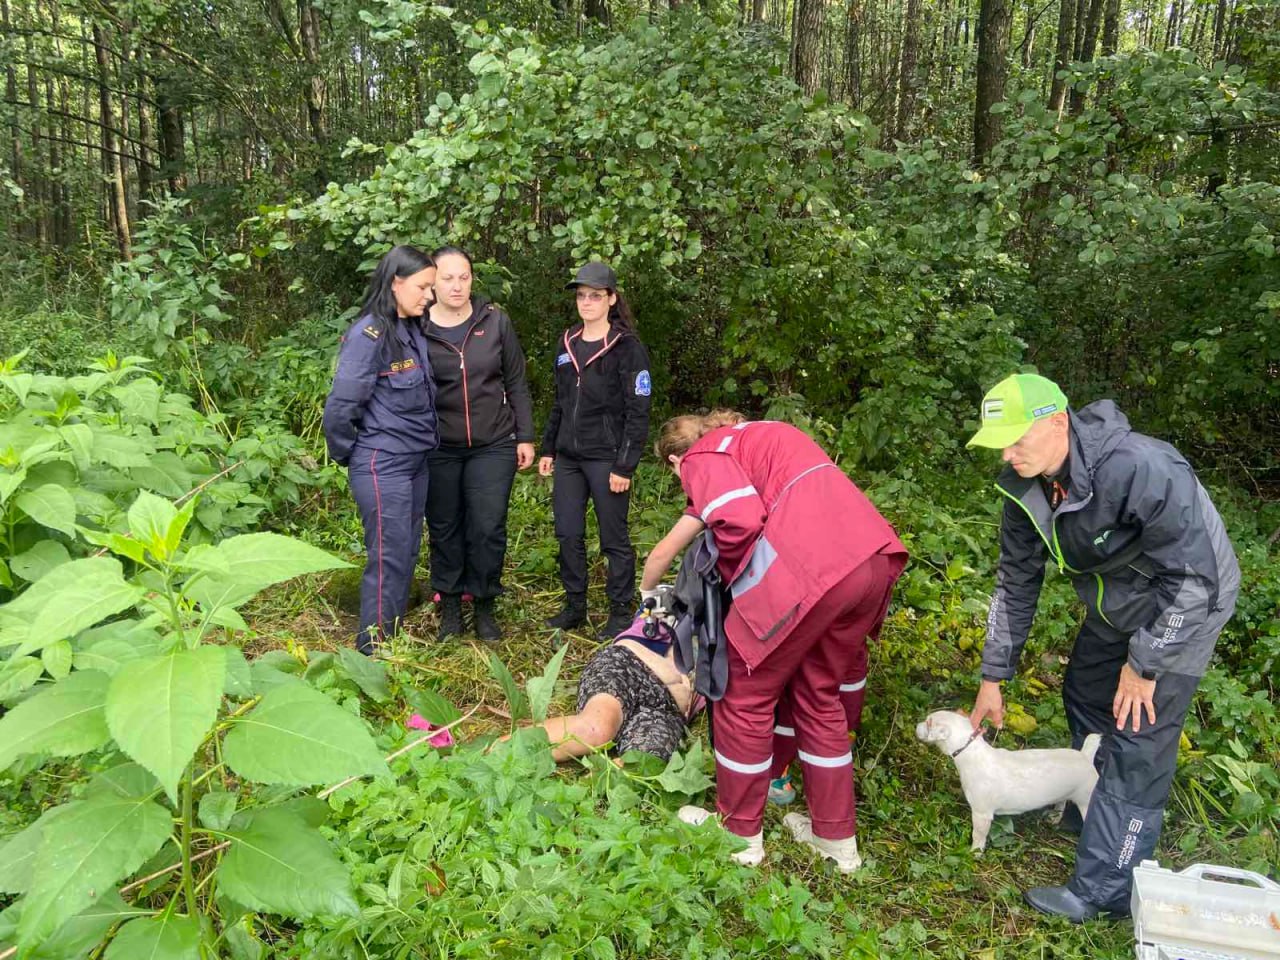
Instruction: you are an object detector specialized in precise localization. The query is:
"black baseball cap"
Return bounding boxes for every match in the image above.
[565,261,617,290]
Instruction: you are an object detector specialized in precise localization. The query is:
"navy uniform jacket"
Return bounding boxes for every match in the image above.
[322,314,439,465]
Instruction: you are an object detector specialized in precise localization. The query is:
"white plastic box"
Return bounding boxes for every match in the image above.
[1132,860,1280,960]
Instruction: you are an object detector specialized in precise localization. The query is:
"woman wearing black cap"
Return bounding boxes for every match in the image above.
[539,262,652,639]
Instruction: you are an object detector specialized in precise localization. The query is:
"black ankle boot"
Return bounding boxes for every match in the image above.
[545,594,587,630]
[599,605,634,640]
[437,594,464,641]
[474,597,501,642]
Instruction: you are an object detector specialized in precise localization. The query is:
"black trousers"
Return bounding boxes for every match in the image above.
[1062,616,1212,912]
[348,446,429,652]
[426,439,516,599]
[552,456,635,610]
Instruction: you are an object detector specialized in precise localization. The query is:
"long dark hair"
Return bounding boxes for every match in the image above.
[361,245,434,325]
[608,290,636,334]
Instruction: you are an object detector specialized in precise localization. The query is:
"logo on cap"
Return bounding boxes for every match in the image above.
[982,399,1004,419]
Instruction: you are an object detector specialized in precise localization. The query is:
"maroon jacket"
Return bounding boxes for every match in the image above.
[681,421,907,669]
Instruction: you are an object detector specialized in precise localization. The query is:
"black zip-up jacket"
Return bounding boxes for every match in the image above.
[539,323,652,477]
[981,400,1239,682]
[424,296,535,448]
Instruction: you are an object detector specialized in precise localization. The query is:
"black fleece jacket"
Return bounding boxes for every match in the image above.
[539,323,652,477]
[425,297,535,448]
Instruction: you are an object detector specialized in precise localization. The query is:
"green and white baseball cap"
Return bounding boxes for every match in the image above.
[966,374,1069,449]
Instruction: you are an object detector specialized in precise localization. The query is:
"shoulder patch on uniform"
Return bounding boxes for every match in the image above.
[361,324,382,340]
[635,370,652,396]
[557,352,572,366]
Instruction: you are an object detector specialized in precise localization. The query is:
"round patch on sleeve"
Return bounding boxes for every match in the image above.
[635,370,652,396]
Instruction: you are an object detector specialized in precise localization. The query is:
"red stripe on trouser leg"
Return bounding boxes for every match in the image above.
[371,449,384,642]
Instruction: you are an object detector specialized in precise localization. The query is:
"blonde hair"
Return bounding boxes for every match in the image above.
[654,410,746,463]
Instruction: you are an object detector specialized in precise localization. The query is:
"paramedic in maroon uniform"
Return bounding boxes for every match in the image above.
[641,411,907,871]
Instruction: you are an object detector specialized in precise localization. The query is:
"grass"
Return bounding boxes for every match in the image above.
[231,468,1236,960]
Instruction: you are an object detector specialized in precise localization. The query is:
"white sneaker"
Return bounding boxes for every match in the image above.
[677,805,765,866]
[782,812,862,873]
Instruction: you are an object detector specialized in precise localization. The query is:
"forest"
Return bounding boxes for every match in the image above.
[0,0,1278,956]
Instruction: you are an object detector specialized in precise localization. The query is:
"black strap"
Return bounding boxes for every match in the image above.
[950,727,986,758]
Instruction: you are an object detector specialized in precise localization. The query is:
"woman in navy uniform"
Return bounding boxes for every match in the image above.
[539,262,652,639]
[323,245,439,655]
[424,247,536,642]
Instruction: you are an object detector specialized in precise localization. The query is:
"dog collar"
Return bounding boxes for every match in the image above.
[950,728,985,758]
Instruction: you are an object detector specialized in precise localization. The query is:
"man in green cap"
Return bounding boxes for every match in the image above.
[966,373,1239,921]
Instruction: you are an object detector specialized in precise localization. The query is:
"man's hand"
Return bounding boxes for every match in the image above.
[1113,662,1157,732]
[538,456,555,477]
[609,472,631,493]
[970,679,1005,732]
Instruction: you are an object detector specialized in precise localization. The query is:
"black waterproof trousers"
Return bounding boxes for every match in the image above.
[426,438,517,599]
[552,456,635,610]
[1063,596,1235,913]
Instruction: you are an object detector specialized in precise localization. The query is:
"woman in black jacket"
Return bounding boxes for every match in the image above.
[539,262,652,639]
[425,246,536,642]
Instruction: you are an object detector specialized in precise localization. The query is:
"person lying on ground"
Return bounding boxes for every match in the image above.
[515,592,698,763]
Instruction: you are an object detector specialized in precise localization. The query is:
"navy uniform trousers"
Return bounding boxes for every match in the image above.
[348,444,429,653]
[1064,595,1236,913]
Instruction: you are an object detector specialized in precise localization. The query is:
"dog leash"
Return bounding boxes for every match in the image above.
[950,727,986,758]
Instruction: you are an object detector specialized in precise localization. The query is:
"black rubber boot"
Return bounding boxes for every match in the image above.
[598,604,634,640]
[437,594,464,642]
[474,597,502,643]
[545,594,588,630]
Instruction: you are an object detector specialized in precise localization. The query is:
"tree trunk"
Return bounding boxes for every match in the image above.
[2,0,23,225]
[842,0,862,103]
[93,21,130,258]
[158,84,186,193]
[752,0,765,21]
[1047,0,1075,114]
[1100,0,1119,55]
[584,0,611,23]
[973,0,1013,165]
[792,0,824,94]
[297,0,326,143]
[26,0,47,244]
[1068,0,1103,113]
[135,45,152,200]
[1020,0,1036,69]
[895,0,922,140]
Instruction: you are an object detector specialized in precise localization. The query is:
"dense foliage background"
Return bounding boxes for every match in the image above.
[0,0,1277,957]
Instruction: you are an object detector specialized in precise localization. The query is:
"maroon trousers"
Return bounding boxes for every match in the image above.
[711,552,897,839]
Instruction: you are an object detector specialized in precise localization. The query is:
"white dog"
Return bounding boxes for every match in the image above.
[915,709,1101,851]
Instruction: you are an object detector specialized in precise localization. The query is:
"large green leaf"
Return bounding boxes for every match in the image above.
[222,682,387,786]
[0,467,28,506]
[126,491,177,558]
[17,793,171,947]
[0,558,144,655]
[527,642,569,724]
[205,532,352,588]
[90,432,150,469]
[0,669,111,771]
[216,807,359,919]
[102,913,201,960]
[487,651,529,723]
[0,655,44,701]
[9,540,72,582]
[21,890,151,960]
[106,646,226,802]
[15,483,78,538]
[335,647,390,702]
[0,806,66,895]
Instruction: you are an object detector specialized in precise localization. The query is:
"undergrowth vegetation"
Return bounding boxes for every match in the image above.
[1,11,1278,960]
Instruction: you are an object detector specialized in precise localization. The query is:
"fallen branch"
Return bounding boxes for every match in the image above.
[119,840,232,895]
